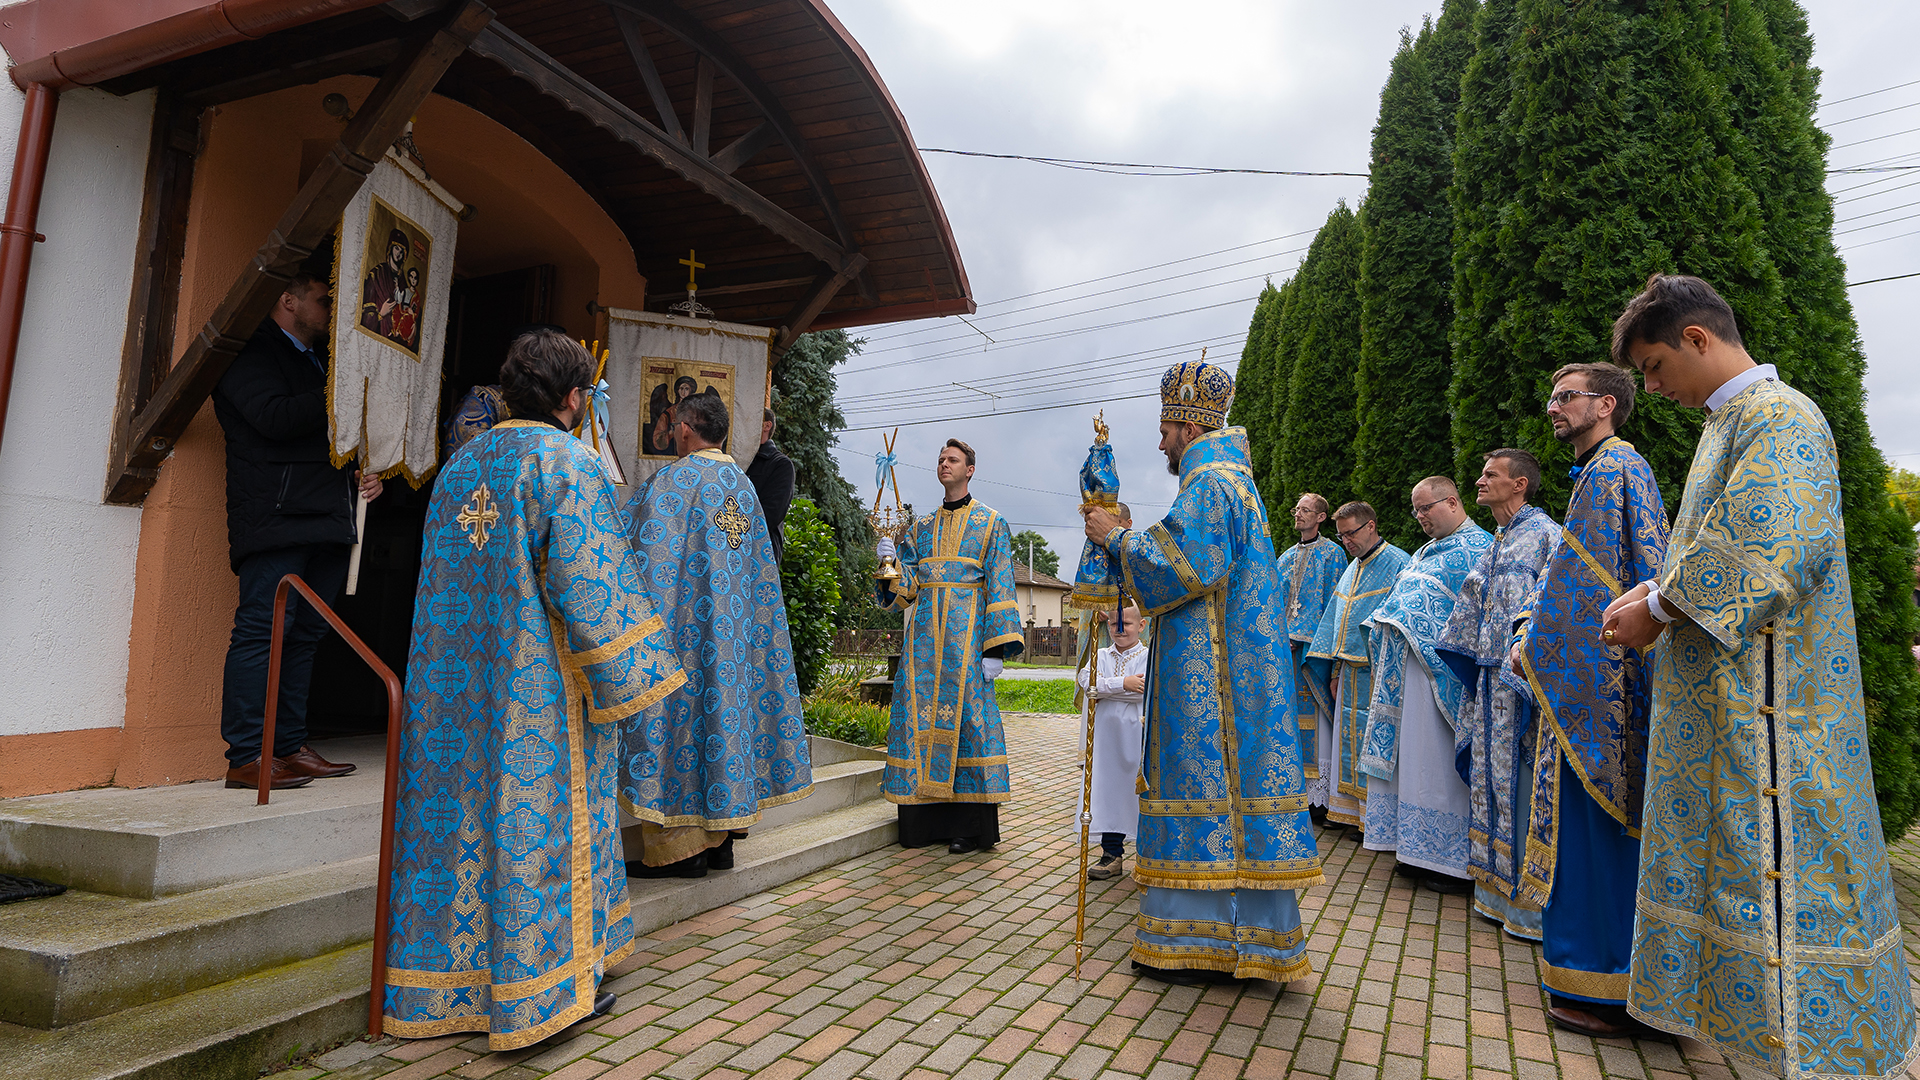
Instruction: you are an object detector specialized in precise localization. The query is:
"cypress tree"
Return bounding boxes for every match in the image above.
[1279,203,1363,507]
[1352,28,1458,549]
[1425,0,1481,133]
[1229,282,1281,475]
[1258,272,1307,517]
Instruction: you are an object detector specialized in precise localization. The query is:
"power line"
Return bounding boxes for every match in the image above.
[1830,125,1920,153]
[839,334,1249,408]
[918,148,1369,178]
[1847,270,1920,287]
[1835,198,1920,229]
[842,295,1262,375]
[1821,98,1920,128]
[1840,225,1920,251]
[832,452,1173,509]
[1819,77,1920,112]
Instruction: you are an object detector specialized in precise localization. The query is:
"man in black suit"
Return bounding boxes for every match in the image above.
[212,273,384,790]
[745,408,795,564]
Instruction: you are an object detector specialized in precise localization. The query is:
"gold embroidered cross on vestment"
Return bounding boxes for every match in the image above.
[457,484,501,549]
[714,494,751,549]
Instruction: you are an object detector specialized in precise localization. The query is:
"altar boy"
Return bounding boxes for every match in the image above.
[1076,605,1149,879]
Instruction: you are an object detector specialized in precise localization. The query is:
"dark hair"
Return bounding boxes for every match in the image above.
[500,328,593,418]
[675,376,698,398]
[283,272,327,299]
[1484,448,1542,501]
[943,438,975,467]
[763,407,776,428]
[1550,361,1637,429]
[1333,500,1375,526]
[1115,501,1132,522]
[676,391,730,444]
[1611,273,1743,367]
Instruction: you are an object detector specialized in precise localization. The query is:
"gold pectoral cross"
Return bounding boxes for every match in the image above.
[714,494,751,550]
[457,483,501,549]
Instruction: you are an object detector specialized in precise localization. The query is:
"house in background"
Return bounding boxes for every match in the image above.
[1013,561,1071,629]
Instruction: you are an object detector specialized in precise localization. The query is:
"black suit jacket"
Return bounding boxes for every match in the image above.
[746,439,796,564]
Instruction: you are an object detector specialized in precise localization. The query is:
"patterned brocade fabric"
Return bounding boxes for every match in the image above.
[1304,541,1412,823]
[440,383,506,463]
[1360,521,1491,780]
[1515,439,1668,905]
[1628,380,1917,1078]
[619,449,812,831]
[384,421,685,1050]
[1276,538,1347,777]
[879,501,1024,805]
[1107,428,1323,894]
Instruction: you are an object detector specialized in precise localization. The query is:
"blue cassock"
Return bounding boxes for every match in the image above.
[1304,540,1411,825]
[1275,537,1346,800]
[619,449,812,841]
[1104,427,1323,982]
[384,420,685,1051]
[1360,522,1491,871]
[1511,438,1666,1006]
[878,499,1024,805]
[1436,506,1557,940]
[1627,379,1915,1075]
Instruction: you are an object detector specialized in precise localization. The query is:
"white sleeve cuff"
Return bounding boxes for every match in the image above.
[1645,584,1675,624]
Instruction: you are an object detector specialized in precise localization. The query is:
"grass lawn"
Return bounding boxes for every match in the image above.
[993,678,1077,714]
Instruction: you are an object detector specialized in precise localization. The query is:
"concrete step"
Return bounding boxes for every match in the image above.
[0,856,374,1028]
[753,757,883,833]
[809,735,885,767]
[0,736,387,898]
[0,944,370,1080]
[626,797,896,937]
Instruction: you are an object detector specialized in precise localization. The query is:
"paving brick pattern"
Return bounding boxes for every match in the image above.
[299,713,1920,1080]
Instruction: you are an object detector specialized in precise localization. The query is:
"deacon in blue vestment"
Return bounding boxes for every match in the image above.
[385,331,685,1050]
[620,392,812,876]
[1434,452,1556,941]
[1360,479,1490,888]
[1604,275,1915,1075]
[877,438,1024,854]
[1304,504,1411,828]
[1509,364,1668,1037]
[1274,493,1347,814]
[1083,360,1323,985]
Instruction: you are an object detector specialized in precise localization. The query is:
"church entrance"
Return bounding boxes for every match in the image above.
[306,264,559,739]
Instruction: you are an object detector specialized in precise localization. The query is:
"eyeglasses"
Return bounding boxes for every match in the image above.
[1545,389,1605,410]
[1335,521,1373,541]
[1411,497,1451,516]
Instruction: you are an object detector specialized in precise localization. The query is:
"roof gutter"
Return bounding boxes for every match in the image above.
[0,0,389,460]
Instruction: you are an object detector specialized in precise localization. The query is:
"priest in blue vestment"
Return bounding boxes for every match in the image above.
[877,438,1024,854]
[1083,360,1323,985]
[1359,478,1489,890]
[1275,493,1347,817]
[620,392,812,877]
[1508,364,1668,1037]
[1604,275,1915,1077]
[1435,451,1557,941]
[1305,504,1411,828]
[384,331,685,1050]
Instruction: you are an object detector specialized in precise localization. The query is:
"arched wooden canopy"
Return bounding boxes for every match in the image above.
[0,0,972,502]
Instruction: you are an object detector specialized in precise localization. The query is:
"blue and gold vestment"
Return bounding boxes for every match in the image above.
[1360,521,1490,871]
[879,499,1024,805]
[384,420,685,1050]
[1104,427,1323,981]
[620,449,812,854]
[1304,540,1411,825]
[1275,537,1346,797]
[1435,506,1556,939]
[1628,379,1916,1077]
[1511,438,1667,1005]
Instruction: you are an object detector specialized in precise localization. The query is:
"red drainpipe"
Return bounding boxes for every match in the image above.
[0,82,57,456]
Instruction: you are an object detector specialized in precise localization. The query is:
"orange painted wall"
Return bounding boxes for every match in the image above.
[111,76,646,789]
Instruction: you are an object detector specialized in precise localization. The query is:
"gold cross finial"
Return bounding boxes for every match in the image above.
[457,483,501,549]
[679,249,706,292]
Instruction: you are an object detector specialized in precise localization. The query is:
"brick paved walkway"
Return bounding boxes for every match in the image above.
[295,713,1920,1080]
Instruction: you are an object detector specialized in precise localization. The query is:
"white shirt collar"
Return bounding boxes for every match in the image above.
[1705,364,1777,412]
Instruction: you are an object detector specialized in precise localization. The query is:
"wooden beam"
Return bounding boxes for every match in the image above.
[691,56,713,158]
[112,1,494,501]
[644,274,812,306]
[709,121,773,175]
[181,38,404,106]
[611,7,684,144]
[469,23,857,274]
[772,254,867,358]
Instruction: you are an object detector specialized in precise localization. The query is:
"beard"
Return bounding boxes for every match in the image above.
[1553,412,1598,444]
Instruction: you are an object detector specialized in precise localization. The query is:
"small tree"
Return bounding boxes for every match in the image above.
[781,498,841,696]
[1008,530,1061,578]
[1890,466,1920,528]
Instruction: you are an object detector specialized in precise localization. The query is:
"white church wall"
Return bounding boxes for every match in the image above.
[0,83,154,739]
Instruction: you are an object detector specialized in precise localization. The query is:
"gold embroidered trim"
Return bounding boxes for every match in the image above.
[571,615,666,669]
[1541,961,1628,1001]
[956,755,1009,766]
[884,791,1012,805]
[589,666,686,726]
[920,555,983,567]
[982,630,1026,650]
[1139,794,1308,816]
[986,600,1019,614]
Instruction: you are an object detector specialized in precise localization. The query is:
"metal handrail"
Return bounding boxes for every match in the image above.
[257,573,403,1040]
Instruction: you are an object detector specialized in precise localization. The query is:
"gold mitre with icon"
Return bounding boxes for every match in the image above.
[1159,356,1234,430]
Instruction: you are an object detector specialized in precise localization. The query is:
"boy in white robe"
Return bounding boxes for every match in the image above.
[1076,605,1148,880]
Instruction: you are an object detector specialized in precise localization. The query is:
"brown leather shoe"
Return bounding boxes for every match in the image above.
[283,745,356,778]
[225,756,314,790]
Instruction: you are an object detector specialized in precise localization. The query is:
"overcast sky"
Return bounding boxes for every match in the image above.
[823,0,1920,577]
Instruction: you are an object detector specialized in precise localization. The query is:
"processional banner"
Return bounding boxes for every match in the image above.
[328,150,462,484]
[602,308,771,488]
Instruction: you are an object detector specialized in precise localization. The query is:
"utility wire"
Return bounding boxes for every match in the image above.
[1819,77,1920,112]
[844,295,1261,375]
[1831,125,1920,153]
[1847,271,1920,286]
[1821,98,1920,128]
[918,148,1369,178]
[839,333,1249,407]
[839,336,1249,409]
